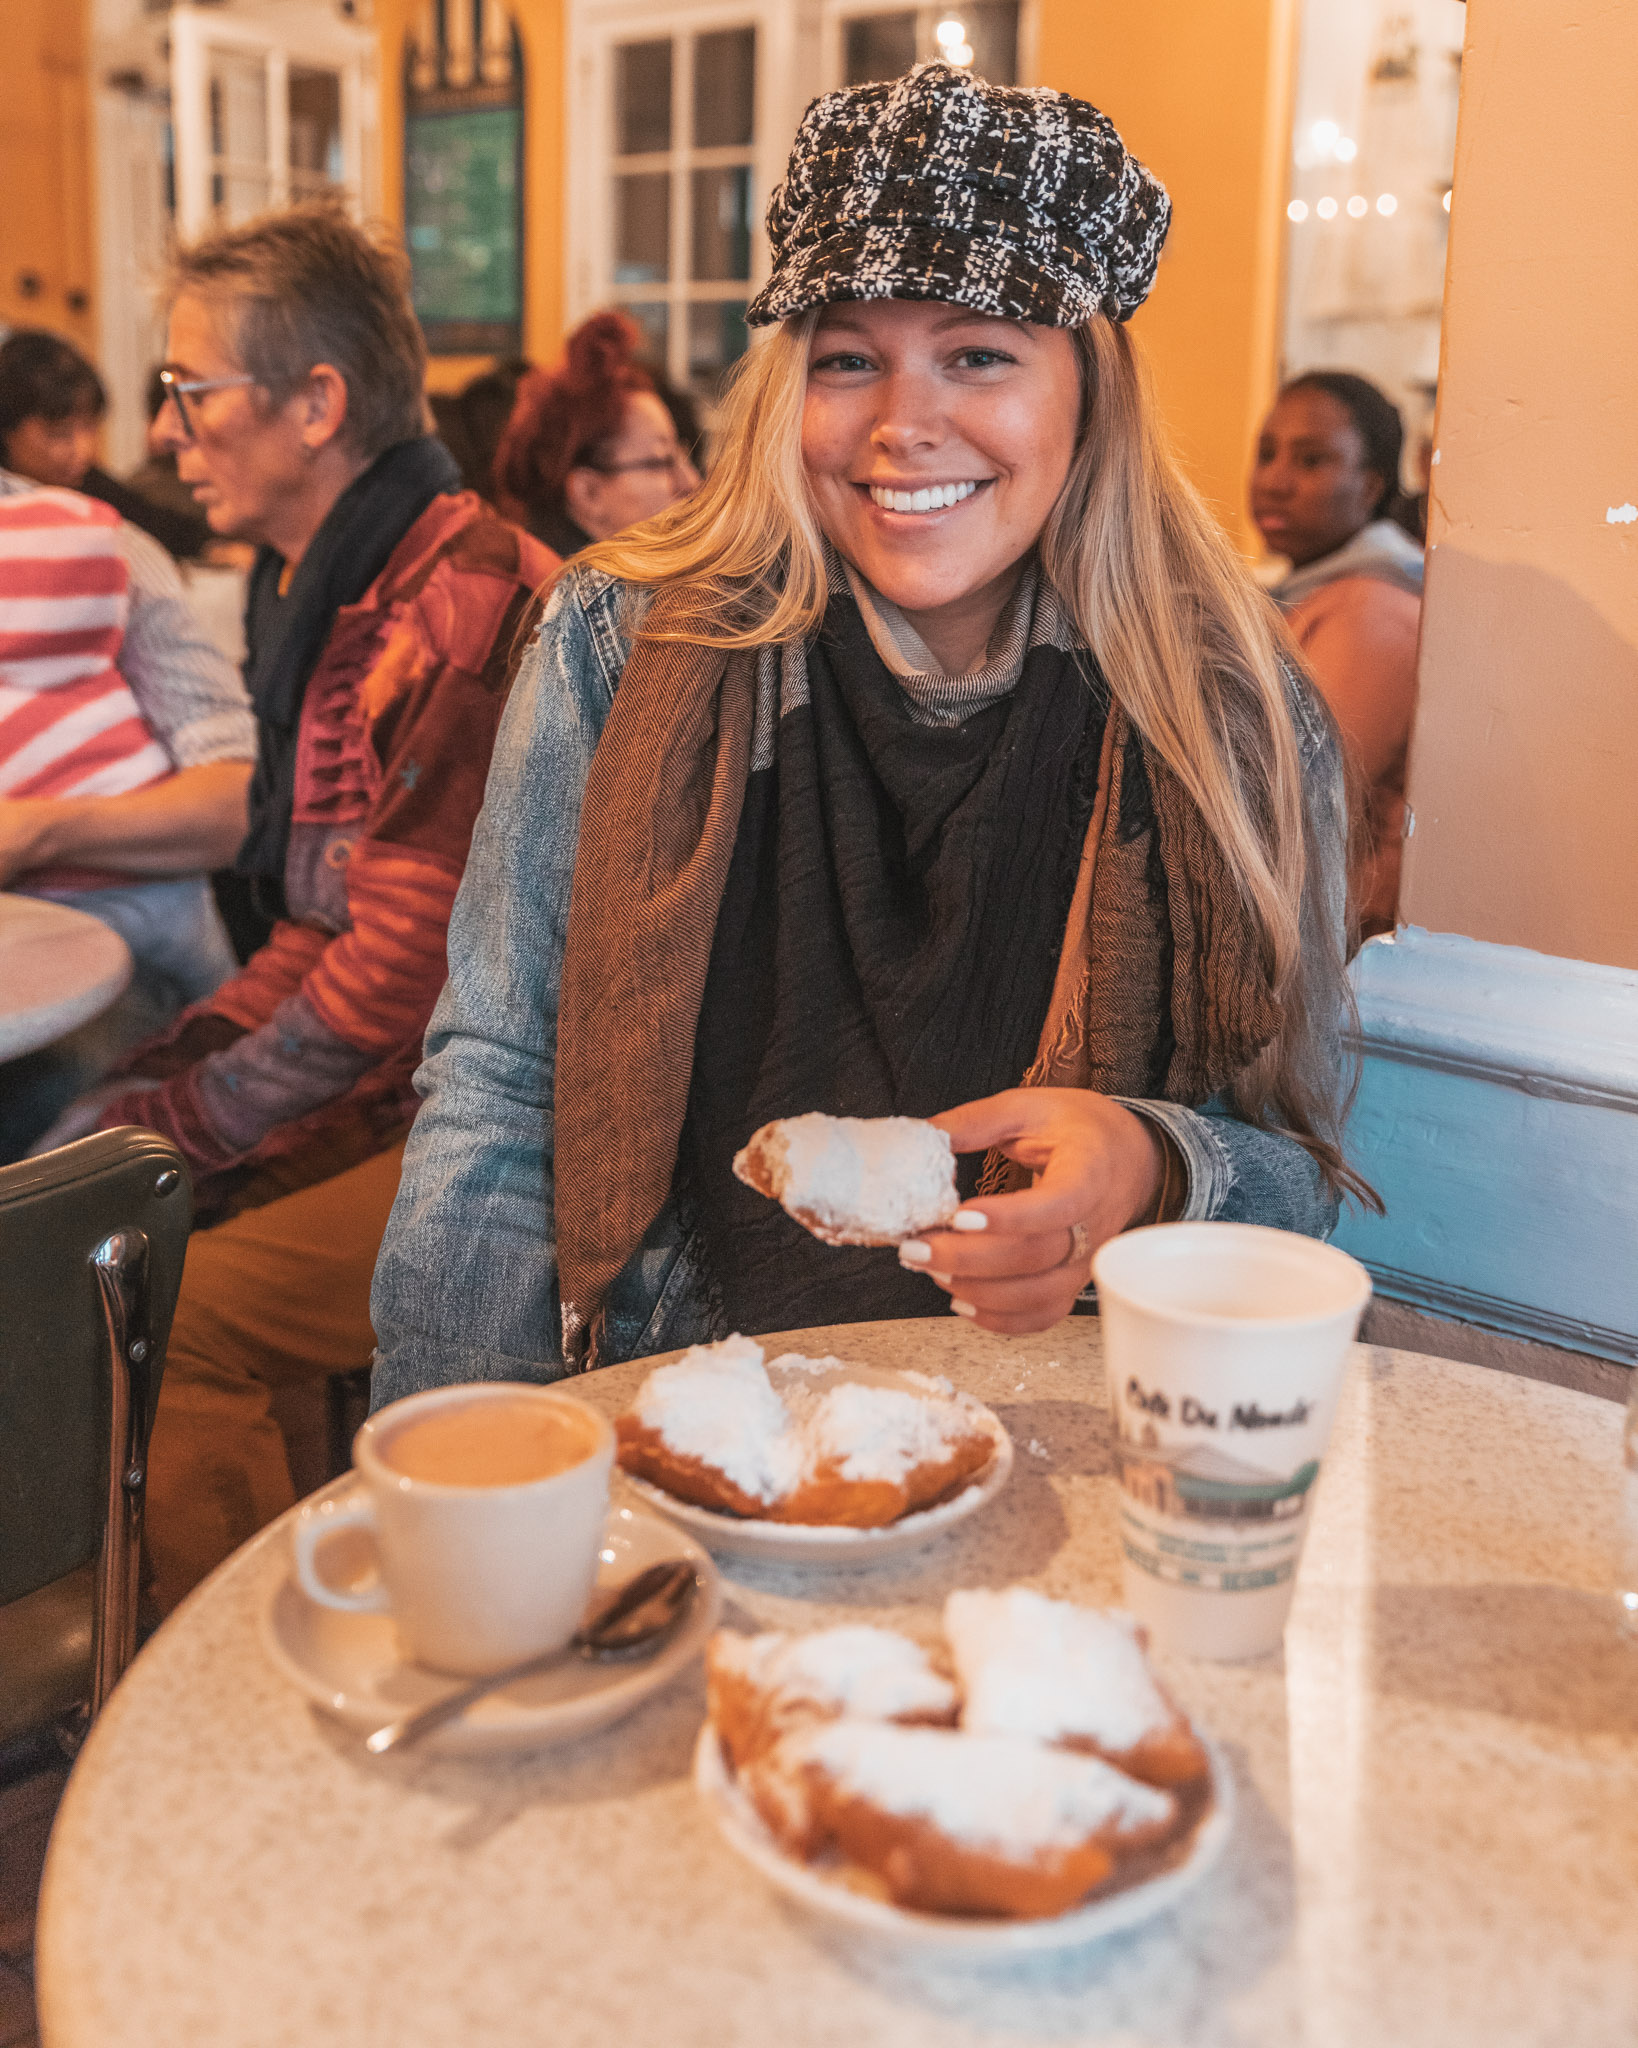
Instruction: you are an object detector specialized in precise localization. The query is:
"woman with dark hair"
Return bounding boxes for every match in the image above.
[1250,371,1424,936]
[0,329,209,559]
[493,310,700,556]
[0,329,106,489]
[429,357,531,503]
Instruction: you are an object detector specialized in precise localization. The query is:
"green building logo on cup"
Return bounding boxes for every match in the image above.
[1092,1222,1372,1662]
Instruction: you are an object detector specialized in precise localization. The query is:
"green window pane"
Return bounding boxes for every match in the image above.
[843,13,916,85]
[691,166,752,282]
[615,172,671,284]
[688,300,749,395]
[965,3,1020,84]
[619,301,670,370]
[693,28,755,148]
[289,67,343,201]
[615,40,672,155]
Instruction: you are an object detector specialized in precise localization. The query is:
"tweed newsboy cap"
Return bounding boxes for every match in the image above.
[746,62,1171,330]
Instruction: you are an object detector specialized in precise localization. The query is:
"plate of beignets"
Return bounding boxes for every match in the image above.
[615,1335,1012,1564]
[695,1598,1229,1955]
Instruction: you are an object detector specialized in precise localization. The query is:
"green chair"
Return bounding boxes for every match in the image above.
[0,1128,192,1765]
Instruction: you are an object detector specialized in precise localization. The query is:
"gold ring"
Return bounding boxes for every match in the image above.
[1067,1221,1090,1271]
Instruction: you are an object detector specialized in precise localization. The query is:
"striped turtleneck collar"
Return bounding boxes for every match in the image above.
[831,549,1073,728]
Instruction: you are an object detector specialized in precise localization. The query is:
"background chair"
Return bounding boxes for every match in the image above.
[0,1128,191,1772]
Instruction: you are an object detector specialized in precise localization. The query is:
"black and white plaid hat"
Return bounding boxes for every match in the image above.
[746,62,1171,330]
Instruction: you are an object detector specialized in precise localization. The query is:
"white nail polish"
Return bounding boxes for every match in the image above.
[951,1299,977,1318]
[952,1211,988,1233]
[928,1270,953,1285]
[898,1239,932,1266]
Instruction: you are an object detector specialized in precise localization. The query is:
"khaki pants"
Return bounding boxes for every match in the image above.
[144,1140,407,1616]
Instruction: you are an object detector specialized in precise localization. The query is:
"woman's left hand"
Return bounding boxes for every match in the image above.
[898,1089,1167,1336]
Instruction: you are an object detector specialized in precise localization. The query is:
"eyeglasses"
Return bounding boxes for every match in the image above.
[157,367,256,441]
[586,451,693,478]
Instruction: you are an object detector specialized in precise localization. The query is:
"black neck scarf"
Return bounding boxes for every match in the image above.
[237,436,463,891]
[681,589,1108,1339]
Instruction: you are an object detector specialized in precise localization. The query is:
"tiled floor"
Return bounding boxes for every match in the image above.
[0,1767,67,2048]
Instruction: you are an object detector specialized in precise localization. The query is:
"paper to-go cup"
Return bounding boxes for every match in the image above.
[1092,1222,1371,1662]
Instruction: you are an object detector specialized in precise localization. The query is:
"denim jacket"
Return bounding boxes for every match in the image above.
[370,567,1345,1406]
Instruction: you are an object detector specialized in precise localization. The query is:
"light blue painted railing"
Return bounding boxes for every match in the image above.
[1334,928,1638,1365]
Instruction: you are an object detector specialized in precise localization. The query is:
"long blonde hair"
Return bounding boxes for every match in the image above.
[581,313,1369,1202]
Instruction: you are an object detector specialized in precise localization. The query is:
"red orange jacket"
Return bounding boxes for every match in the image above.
[97,492,556,1221]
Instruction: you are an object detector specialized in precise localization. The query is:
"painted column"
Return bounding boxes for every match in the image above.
[1335,2,1638,1366]
[1033,0,1299,554]
[509,0,566,361]
[1402,0,1638,965]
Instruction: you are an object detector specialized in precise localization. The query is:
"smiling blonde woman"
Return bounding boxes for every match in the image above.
[372,62,1369,1397]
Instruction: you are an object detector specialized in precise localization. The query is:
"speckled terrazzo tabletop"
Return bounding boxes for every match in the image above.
[35,1324,1638,2048]
[0,893,130,1061]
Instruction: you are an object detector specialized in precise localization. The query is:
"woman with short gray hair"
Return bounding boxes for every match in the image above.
[49,201,557,1612]
[165,203,430,467]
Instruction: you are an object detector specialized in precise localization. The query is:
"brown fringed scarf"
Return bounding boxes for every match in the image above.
[554,584,1281,1366]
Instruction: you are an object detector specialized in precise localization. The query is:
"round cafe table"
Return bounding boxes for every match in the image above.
[0,893,131,1062]
[36,1322,1638,2048]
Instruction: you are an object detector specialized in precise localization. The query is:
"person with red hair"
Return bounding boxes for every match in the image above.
[495,311,700,556]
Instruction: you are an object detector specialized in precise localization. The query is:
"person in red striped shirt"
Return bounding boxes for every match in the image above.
[0,474,253,1156]
[0,491,155,806]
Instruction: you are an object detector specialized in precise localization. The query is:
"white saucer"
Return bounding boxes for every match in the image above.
[621,1361,1013,1567]
[693,1725,1233,1958]
[260,1496,720,1756]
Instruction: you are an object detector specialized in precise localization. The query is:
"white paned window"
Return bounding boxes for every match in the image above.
[821,3,1020,87]
[169,2,376,239]
[574,6,784,396]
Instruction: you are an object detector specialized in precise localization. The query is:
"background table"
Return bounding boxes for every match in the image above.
[0,894,131,1062]
[37,1324,1638,2047]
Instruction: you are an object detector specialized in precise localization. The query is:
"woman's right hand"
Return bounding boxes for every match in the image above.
[896,1088,1167,1335]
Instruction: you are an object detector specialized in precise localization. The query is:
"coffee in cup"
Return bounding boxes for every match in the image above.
[380,1395,602,1488]
[293,1383,614,1675]
[1092,1221,1371,1662]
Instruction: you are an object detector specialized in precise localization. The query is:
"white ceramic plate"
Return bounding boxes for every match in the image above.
[260,1496,720,1756]
[693,1723,1233,1958]
[620,1360,1013,1566]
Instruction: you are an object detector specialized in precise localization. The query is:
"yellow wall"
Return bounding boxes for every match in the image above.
[1401,0,1638,968]
[1034,0,1298,553]
[376,0,566,381]
[0,0,96,355]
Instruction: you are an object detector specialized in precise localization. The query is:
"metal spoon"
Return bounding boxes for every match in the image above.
[364,1558,699,1756]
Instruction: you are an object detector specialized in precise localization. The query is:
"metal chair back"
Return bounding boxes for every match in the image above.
[0,1128,191,1714]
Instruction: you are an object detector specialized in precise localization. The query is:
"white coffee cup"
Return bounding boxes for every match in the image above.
[293,1382,615,1675]
[1092,1222,1371,1662]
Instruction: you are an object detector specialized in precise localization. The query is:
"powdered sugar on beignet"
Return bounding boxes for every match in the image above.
[617,1335,803,1512]
[708,1626,956,1768]
[743,1721,1177,1909]
[802,1378,991,1486]
[617,1339,1000,1525]
[787,1722,1172,1853]
[945,1588,1208,1786]
[733,1113,960,1246]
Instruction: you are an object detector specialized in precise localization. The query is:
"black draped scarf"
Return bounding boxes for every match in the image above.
[237,435,463,894]
[681,588,1109,1337]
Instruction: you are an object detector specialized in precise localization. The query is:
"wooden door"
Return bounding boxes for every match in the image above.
[0,0,96,350]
